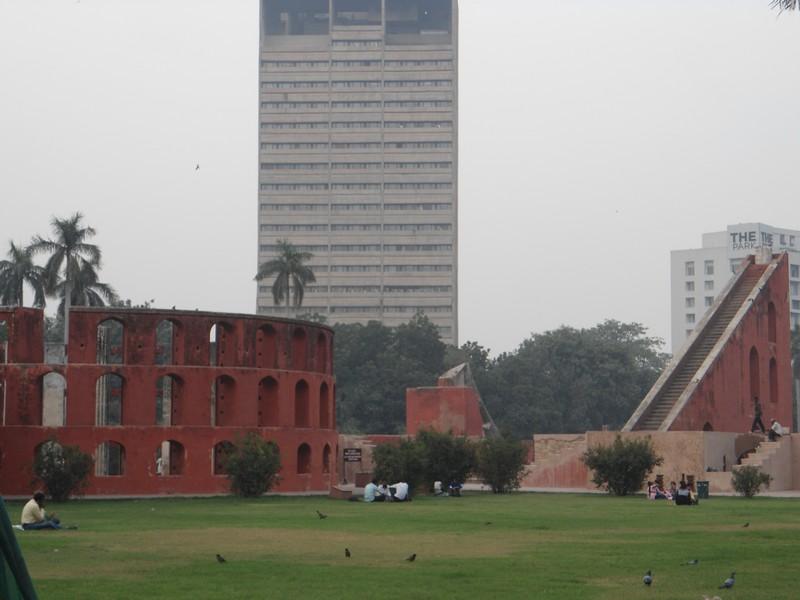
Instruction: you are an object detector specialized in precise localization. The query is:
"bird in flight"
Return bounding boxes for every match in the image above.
[316,510,328,519]
[405,553,416,562]
[345,548,351,558]
[643,570,653,586]
[216,554,226,563]
[718,572,735,589]
[195,164,200,171]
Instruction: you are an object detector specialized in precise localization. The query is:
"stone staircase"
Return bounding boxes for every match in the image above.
[627,263,766,431]
[706,436,793,493]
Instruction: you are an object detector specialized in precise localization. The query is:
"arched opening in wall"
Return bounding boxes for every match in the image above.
[0,319,8,363]
[322,443,331,474]
[95,373,124,426]
[34,440,64,470]
[155,440,186,476]
[702,422,714,431]
[297,443,311,474]
[768,302,777,344]
[95,441,125,476]
[316,333,328,373]
[156,319,181,365]
[210,322,234,367]
[295,380,310,427]
[332,384,337,429]
[769,358,778,404]
[256,324,278,369]
[292,328,307,371]
[258,376,279,427]
[97,319,124,365]
[41,372,67,426]
[319,382,330,429]
[156,375,183,426]
[211,375,236,426]
[749,346,760,403]
[0,377,5,426]
[213,441,235,475]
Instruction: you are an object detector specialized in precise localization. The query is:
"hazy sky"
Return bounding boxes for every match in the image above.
[1,0,799,355]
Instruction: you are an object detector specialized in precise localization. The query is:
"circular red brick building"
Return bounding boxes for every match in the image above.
[0,307,337,496]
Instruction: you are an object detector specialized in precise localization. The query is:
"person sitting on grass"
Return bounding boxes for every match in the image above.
[646,481,657,500]
[390,481,410,502]
[448,481,463,497]
[21,492,61,530]
[364,479,382,502]
[377,482,391,502]
[674,481,698,506]
[669,481,678,499]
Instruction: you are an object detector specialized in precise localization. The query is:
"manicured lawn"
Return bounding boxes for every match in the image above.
[8,493,800,599]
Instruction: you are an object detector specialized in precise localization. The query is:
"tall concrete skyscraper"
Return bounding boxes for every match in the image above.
[257,0,458,344]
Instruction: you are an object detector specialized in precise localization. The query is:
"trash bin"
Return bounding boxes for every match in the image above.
[697,481,709,499]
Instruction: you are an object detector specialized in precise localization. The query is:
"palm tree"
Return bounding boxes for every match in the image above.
[29,212,103,345]
[0,241,46,307]
[254,239,316,317]
[52,260,118,315]
[771,0,798,11]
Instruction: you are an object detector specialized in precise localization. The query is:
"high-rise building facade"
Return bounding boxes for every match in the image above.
[256,0,458,344]
[670,222,800,351]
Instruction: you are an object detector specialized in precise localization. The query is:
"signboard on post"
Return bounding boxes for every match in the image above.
[343,448,362,463]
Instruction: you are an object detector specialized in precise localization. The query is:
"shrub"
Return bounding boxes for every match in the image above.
[32,439,93,502]
[415,429,476,492]
[475,435,527,494]
[224,433,281,497]
[731,465,772,498]
[372,439,425,493]
[582,435,663,496]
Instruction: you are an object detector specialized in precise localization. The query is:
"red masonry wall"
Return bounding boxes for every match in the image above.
[406,386,484,437]
[670,254,793,432]
[0,307,337,496]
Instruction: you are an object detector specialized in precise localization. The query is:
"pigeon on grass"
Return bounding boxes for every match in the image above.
[718,572,735,589]
[643,570,653,586]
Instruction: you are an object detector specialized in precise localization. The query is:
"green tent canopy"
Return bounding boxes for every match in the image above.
[0,498,38,600]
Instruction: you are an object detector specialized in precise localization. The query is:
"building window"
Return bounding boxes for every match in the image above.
[384,121,452,129]
[791,265,799,279]
[685,329,694,338]
[330,265,381,272]
[704,260,714,275]
[685,261,695,276]
[686,314,695,324]
[685,297,695,308]
[705,296,714,307]
[791,282,800,296]
[384,203,452,211]
[685,281,695,292]
[330,286,381,294]
[704,280,714,291]
[791,236,796,246]
[260,203,328,212]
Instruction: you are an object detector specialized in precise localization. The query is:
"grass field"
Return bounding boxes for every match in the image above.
[8,493,800,599]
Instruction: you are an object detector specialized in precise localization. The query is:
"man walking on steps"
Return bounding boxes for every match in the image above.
[750,396,766,434]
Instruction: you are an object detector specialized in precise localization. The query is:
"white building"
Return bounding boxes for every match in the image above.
[671,223,800,351]
[256,0,459,345]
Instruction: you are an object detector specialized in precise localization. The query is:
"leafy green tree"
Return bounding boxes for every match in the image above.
[32,439,94,502]
[29,213,106,344]
[254,239,316,316]
[582,435,663,496]
[0,241,46,308]
[731,466,772,498]
[334,315,446,433]
[372,439,425,493]
[223,433,282,497]
[475,435,528,493]
[415,429,476,492]
[477,321,668,439]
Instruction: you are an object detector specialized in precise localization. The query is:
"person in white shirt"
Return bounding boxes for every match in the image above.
[391,481,409,502]
[769,419,784,442]
[21,492,61,530]
[377,483,391,502]
[364,479,380,502]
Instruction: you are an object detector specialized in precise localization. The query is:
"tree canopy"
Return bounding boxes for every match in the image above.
[254,239,316,315]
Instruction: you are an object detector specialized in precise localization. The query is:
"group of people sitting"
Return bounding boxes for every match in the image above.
[363,479,409,502]
[646,480,698,505]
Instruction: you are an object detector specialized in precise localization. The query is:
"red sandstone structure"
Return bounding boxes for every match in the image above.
[406,364,486,438]
[0,307,337,496]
